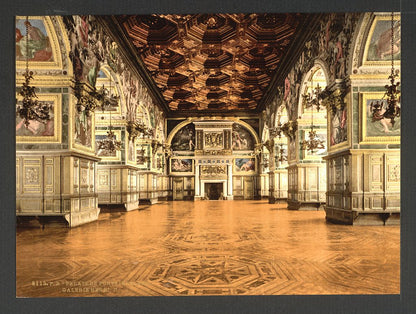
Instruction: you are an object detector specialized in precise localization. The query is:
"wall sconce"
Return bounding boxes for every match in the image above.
[281,120,297,141]
[126,120,154,141]
[321,87,346,115]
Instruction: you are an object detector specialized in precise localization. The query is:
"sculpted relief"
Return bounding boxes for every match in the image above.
[204,132,223,149]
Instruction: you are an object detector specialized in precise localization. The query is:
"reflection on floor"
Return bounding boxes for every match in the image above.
[16,201,400,297]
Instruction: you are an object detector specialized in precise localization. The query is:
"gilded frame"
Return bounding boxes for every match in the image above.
[233,156,256,174]
[170,158,194,175]
[362,14,401,67]
[126,137,136,166]
[360,92,400,144]
[16,93,62,143]
[15,16,64,70]
[327,92,351,153]
[70,94,96,155]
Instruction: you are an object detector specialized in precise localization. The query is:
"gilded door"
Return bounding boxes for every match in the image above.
[173,178,184,200]
[243,177,254,200]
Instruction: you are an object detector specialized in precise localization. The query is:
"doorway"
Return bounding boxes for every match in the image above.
[205,183,223,200]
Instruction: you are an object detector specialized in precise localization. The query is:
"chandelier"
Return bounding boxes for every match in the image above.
[16,16,52,127]
[281,120,297,141]
[71,70,115,117]
[276,144,287,164]
[72,80,100,117]
[96,128,122,153]
[302,76,323,112]
[269,112,284,138]
[126,120,154,141]
[163,143,173,158]
[371,12,400,125]
[136,146,151,164]
[301,82,325,153]
[301,128,325,153]
[96,78,122,154]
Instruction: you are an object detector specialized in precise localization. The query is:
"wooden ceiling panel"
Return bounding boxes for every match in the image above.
[117,13,307,112]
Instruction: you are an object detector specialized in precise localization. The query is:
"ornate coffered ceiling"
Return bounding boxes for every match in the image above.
[109,13,317,114]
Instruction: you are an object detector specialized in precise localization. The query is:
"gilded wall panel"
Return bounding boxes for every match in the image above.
[98,171,109,188]
[44,162,54,193]
[386,154,400,191]
[22,158,42,194]
[20,199,43,212]
[111,170,118,188]
[360,93,400,144]
[16,159,20,194]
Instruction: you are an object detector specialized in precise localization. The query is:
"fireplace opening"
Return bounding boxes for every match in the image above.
[205,182,223,200]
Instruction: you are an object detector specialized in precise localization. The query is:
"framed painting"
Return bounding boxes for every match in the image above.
[72,107,94,153]
[327,99,350,153]
[16,94,61,143]
[16,16,64,70]
[170,158,194,174]
[126,138,136,165]
[234,157,256,173]
[362,14,400,66]
[171,123,195,152]
[360,92,400,144]
[232,123,255,151]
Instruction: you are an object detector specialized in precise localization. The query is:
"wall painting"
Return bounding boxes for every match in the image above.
[16,18,54,62]
[74,110,92,148]
[232,123,254,151]
[361,93,400,144]
[363,15,400,65]
[171,124,195,151]
[234,158,256,173]
[170,158,193,174]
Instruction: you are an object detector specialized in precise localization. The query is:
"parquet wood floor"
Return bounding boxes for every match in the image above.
[16,201,400,297]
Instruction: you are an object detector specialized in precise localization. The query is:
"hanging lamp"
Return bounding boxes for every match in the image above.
[16,16,52,127]
[301,76,325,153]
[371,12,401,125]
[96,76,122,154]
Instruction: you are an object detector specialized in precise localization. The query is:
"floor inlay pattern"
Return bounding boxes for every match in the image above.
[16,201,400,297]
